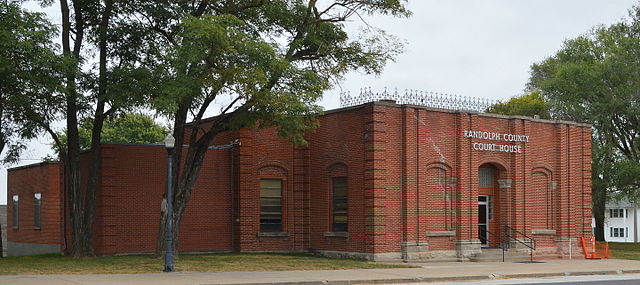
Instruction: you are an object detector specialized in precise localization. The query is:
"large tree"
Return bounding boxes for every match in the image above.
[10,0,153,257]
[0,1,62,163]
[114,1,411,256]
[53,0,146,257]
[10,0,408,258]
[1,1,64,258]
[528,4,640,241]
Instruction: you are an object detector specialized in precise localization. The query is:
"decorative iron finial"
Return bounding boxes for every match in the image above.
[339,87,497,112]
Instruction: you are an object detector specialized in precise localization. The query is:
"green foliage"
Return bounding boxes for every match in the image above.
[485,90,551,119]
[52,113,169,154]
[34,1,411,255]
[529,4,640,195]
[124,1,411,254]
[527,4,640,239]
[123,1,409,145]
[100,113,169,144]
[0,1,63,163]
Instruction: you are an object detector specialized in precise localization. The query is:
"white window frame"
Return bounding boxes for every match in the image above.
[610,208,625,218]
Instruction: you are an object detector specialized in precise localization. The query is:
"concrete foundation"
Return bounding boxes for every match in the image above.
[313,250,402,261]
[7,241,60,257]
[555,238,583,259]
[401,241,429,260]
[455,239,481,261]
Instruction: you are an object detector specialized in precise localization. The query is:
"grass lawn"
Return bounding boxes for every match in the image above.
[608,242,640,260]
[0,252,411,275]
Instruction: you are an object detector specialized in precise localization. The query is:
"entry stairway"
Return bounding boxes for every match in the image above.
[470,248,534,262]
[474,225,542,262]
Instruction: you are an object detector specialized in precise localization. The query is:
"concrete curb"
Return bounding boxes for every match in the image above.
[200,270,640,285]
[202,276,493,285]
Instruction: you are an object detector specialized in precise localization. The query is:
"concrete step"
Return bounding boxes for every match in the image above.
[471,248,533,262]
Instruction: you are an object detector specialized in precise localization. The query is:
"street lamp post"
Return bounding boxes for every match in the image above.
[163,134,175,272]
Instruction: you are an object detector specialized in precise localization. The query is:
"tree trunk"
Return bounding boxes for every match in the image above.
[81,0,114,257]
[593,185,607,241]
[172,134,214,252]
[155,206,168,258]
[155,105,188,257]
[155,106,233,256]
[60,0,93,257]
[66,152,85,257]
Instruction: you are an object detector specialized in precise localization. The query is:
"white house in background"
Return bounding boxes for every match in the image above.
[593,198,640,243]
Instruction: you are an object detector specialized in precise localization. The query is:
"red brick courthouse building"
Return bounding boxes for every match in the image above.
[7,92,593,261]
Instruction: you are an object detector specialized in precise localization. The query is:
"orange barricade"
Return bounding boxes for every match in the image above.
[579,237,610,259]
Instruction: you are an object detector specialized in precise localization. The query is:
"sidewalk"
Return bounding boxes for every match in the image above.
[1,259,640,285]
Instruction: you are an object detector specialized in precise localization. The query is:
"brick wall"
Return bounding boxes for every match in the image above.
[232,101,592,257]
[90,140,236,255]
[307,106,371,254]
[7,101,593,259]
[7,162,63,247]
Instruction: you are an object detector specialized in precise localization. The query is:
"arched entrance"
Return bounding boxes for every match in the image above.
[478,164,502,248]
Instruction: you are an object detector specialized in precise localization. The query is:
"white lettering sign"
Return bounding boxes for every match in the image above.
[463,130,529,142]
[463,130,529,153]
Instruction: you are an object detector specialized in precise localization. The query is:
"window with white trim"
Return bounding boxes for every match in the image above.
[610,208,625,218]
[610,227,627,237]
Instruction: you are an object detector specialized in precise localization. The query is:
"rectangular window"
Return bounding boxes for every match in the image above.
[332,177,348,232]
[12,195,19,229]
[611,227,626,237]
[611,209,625,218]
[34,193,42,229]
[260,179,282,232]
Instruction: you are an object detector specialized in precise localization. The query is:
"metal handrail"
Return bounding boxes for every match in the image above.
[503,225,536,262]
[503,225,536,250]
[479,226,510,262]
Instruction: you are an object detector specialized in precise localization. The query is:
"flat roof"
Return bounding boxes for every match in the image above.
[7,161,59,172]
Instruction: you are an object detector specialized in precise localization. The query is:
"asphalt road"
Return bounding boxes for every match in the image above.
[401,273,640,285]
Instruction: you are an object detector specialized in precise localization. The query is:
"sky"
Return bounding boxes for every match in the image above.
[1,0,638,204]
